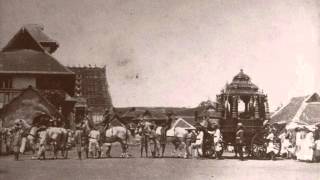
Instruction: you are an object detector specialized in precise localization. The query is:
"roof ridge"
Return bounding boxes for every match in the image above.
[270,95,306,119]
[292,94,311,123]
[172,117,195,128]
[0,86,62,120]
[1,28,44,52]
[23,26,46,52]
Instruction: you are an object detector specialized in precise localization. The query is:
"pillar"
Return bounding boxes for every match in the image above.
[265,96,270,120]
[254,96,260,119]
[232,96,238,119]
[216,95,223,118]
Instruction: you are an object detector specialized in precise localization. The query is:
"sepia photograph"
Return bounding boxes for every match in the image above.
[0,0,320,180]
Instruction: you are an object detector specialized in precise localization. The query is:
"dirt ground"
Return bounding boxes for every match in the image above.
[0,144,319,180]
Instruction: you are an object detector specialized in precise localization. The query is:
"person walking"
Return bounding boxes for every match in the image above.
[36,125,48,160]
[213,124,223,159]
[148,124,159,157]
[266,128,277,160]
[190,127,204,158]
[88,127,100,158]
[74,123,84,160]
[11,120,24,160]
[314,125,320,162]
[184,128,196,159]
[235,123,245,161]
[279,129,292,159]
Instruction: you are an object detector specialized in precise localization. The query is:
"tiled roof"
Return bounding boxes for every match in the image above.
[0,49,73,74]
[0,86,61,127]
[299,104,320,125]
[178,116,197,126]
[24,24,57,43]
[2,24,59,53]
[271,93,320,125]
[270,96,306,124]
[175,106,207,116]
[174,118,195,129]
[121,108,141,119]
[226,69,259,94]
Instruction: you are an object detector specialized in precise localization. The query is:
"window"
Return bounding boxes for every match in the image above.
[0,77,12,89]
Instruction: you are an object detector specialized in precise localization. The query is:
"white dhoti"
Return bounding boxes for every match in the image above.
[280,139,291,155]
[190,143,202,157]
[267,142,277,154]
[37,131,47,158]
[19,137,27,153]
[89,139,100,153]
[314,140,320,159]
[297,132,315,161]
[190,131,204,157]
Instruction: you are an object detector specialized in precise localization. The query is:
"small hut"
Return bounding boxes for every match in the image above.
[0,86,62,127]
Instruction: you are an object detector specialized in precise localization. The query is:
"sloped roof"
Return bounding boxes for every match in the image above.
[0,49,73,75]
[135,110,168,121]
[2,24,59,53]
[270,96,306,124]
[175,106,208,117]
[121,108,143,119]
[306,93,320,103]
[0,86,62,127]
[173,118,195,129]
[109,116,125,127]
[224,69,261,95]
[25,24,57,43]
[270,93,320,125]
[299,104,320,125]
[178,116,197,126]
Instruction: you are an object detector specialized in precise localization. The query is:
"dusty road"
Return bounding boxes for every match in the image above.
[1,145,319,180]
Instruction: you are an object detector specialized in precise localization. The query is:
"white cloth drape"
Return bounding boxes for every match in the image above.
[297,132,314,161]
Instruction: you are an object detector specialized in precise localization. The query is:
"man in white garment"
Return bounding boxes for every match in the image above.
[266,128,277,160]
[298,129,315,162]
[88,128,101,158]
[279,129,292,158]
[213,125,223,159]
[190,127,204,158]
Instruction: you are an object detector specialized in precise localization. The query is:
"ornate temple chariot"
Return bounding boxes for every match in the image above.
[215,69,271,153]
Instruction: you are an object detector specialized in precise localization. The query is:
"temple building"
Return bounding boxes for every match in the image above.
[67,66,113,123]
[0,24,76,127]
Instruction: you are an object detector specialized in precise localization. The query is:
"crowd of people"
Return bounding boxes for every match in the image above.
[276,124,320,162]
[0,115,72,160]
[1,112,320,163]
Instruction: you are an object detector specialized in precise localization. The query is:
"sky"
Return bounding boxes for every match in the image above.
[1,0,320,110]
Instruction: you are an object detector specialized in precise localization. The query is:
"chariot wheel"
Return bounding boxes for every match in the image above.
[250,133,267,159]
[274,138,282,157]
[202,142,215,158]
[214,141,225,159]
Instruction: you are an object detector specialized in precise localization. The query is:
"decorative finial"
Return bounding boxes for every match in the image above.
[240,69,243,73]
